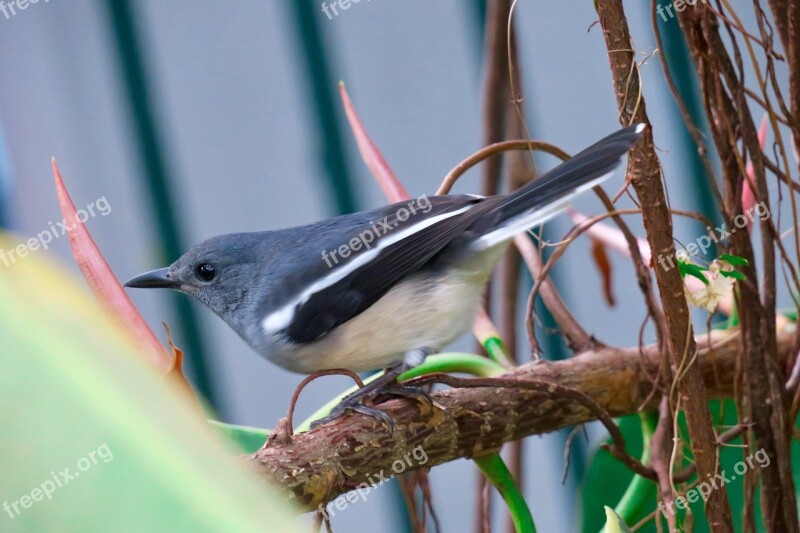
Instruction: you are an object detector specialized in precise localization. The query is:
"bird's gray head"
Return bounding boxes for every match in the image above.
[125,232,268,327]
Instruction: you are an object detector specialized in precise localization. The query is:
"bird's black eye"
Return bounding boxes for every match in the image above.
[195,263,216,282]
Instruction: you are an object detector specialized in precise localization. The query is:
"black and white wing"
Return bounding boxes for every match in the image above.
[261,195,498,344]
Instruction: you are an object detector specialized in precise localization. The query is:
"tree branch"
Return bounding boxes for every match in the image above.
[594,1,734,528]
[250,328,793,511]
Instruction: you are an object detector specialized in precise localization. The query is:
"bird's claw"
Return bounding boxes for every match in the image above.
[380,385,433,408]
[308,358,433,433]
[310,399,395,433]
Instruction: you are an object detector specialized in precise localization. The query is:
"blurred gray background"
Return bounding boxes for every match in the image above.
[0,1,782,531]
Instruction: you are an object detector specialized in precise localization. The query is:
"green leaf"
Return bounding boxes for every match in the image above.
[720,253,749,266]
[679,262,710,285]
[0,237,296,532]
[208,420,269,453]
[778,308,797,322]
[727,299,740,327]
[475,454,536,533]
[602,507,633,533]
[719,269,746,281]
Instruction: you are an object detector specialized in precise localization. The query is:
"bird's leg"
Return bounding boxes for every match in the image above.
[310,348,434,432]
[378,385,433,406]
[310,365,405,431]
[376,348,435,405]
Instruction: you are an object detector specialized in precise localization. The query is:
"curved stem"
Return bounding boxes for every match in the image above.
[475,453,536,533]
[437,140,570,195]
[608,412,658,530]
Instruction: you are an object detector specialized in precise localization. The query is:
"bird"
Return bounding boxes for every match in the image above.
[125,124,645,428]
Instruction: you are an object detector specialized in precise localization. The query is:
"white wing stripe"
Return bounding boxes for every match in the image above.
[471,170,614,249]
[262,203,476,334]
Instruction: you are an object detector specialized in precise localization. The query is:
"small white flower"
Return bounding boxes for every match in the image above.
[685,260,736,313]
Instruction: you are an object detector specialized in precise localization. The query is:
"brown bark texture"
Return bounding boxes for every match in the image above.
[251,329,793,511]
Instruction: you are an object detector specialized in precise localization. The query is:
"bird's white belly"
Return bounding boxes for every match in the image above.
[269,272,485,373]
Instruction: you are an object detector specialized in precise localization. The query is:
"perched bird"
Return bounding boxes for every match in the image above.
[126,124,644,427]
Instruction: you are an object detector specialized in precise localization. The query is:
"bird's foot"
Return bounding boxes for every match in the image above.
[309,349,435,433]
[378,385,433,408]
[310,383,435,433]
[311,395,396,432]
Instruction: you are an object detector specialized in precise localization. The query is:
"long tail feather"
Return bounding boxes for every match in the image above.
[470,124,645,249]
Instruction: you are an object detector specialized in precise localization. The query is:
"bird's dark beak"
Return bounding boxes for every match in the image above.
[124,268,176,289]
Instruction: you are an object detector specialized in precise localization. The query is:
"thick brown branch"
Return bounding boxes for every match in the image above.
[250,329,793,511]
[595,1,734,529]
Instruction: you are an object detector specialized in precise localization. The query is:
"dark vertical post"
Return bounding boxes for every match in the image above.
[287,1,359,215]
[103,0,220,410]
